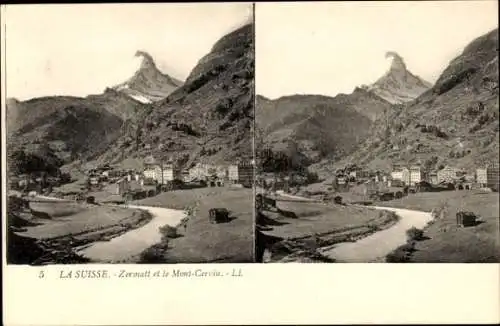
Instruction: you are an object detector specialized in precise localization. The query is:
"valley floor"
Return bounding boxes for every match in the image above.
[380,190,500,263]
[132,186,254,263]
[10,198,151,265]
[257,188,499,263]
[257,195,400,263]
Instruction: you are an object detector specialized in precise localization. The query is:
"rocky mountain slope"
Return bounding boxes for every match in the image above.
[99,23,254,167]
[6,89,147,165]
[361,52,432,104]
[321,28,499,175]
[255,88,392,168]
[113,51,183,104]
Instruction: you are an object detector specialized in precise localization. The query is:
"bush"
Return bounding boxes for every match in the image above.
[139,243,168,263]
[159,225,178,239]
[386,241,417,262]
[333,196,343,205]
[406,227,424,241]
[386,248,410,263]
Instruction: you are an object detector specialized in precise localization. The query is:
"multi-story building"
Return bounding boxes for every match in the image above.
[391,169,404,181]
[437,166,464,183]
[228,162,254,185]
[392,167,412,185]
[188,163,221,181]
[143,167,159,181]
[409,165,425,185]
[391,165,425,185]
[143,163,182,184]
[477,164,499,189]
[161,163,182,183]
[349,169,370,180]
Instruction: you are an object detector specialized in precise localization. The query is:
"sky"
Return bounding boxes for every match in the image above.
[5,3,253,100]
[256,1,498,99]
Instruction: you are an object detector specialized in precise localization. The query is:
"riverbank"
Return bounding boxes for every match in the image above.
[9,196,152,265]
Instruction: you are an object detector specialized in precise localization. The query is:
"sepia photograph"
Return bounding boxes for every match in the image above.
[255,1,499,263]
[4,3,255,265]
[2,2,500,326]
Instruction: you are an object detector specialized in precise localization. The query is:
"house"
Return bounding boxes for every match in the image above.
[437,166,464,183]
[143,163,182,184]
[143,167,159,180]
[349,169,370,180]
[188,163,227,181]
[476,164,499,189]
[189,163,210,180]
[464,173,475,183]
[228,162,253,185]
[89,176,100,185]
[390,169,405,182]
[112,178,130,195]
[391,167,411,184]
[216,166,228,179]
[409,165,426,186]
[161,163,182,183]
[337,177,347,185]
[391,165,425,185]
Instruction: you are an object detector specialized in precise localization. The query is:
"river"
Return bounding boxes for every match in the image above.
[275,192,433,262]
[322,206,433,262]
[78,204,186,262]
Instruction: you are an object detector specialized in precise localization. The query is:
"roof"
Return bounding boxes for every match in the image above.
[144,155,157,165]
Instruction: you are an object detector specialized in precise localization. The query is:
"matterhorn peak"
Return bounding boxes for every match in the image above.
[360,51,432,104]
[112,51,183,104]
[135,50,158,71]
[385,51,408,75]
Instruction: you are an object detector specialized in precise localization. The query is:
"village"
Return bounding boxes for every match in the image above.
[81,156,254,204]
[8,155,254,204]
[256,162,499,202]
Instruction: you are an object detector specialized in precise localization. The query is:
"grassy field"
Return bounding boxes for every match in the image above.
[29,201,86,218]
[133,186,254,263]
[22,203,146,240]
[261,200,385,239]
[381,190,499,263]
[257,196,400,263]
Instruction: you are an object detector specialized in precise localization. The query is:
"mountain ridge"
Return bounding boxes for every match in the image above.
[360,51,432,104]
[98,23,254,168]
[314,28,499,177]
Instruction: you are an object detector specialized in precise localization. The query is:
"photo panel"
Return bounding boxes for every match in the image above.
[254,1,499,263]
[3,3,256,265]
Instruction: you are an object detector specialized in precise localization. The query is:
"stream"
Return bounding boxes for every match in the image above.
[78,205,186,262]
[276,192,433,262]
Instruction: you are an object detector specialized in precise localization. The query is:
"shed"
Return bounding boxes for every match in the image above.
[456,211,477,227]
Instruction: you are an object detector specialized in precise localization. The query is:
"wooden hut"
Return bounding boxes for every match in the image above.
[456,211,477,227]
